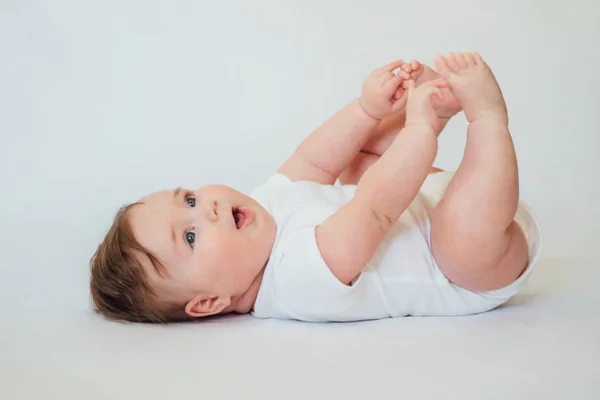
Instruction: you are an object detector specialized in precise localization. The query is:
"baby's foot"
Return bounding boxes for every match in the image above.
[397,61,461,121]
[404,79,447,134]
[414,64,461,120]
[434,52,508,124]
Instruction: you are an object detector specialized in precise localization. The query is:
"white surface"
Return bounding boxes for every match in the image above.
[3,259,600,399]
[1,1,599,399]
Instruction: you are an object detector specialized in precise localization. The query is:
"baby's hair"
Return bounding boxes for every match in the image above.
[89,203,191,323]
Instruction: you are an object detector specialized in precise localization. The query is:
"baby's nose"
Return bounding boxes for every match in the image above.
[204,200,220,222]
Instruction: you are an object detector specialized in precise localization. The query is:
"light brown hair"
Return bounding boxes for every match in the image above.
[90,203,191,323]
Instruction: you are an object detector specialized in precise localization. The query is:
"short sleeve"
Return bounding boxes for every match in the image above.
[249,173,292,206]
[270,226,369,322]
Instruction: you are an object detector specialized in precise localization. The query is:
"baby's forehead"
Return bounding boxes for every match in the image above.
[131,187,188,230]
[139,188,174,204]
[129,193,173,255]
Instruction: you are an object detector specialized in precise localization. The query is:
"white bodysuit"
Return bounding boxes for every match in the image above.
[250,172,542,322]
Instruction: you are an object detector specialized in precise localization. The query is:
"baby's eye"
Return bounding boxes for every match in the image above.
[186,231,195,246]
[186,195,196,207]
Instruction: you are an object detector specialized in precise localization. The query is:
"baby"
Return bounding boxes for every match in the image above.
[90,52,542,323]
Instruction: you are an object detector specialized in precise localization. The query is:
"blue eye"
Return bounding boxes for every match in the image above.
[186,231,195,246]
[186,195,196,207]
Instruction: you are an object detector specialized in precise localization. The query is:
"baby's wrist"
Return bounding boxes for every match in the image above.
[404,122,439,137]
[357,97,382,121]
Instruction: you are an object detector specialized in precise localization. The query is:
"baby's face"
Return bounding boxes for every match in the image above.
[129,184,276,308]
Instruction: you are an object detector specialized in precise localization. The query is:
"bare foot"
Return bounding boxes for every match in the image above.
[434,52,508,124]
[404,79,448,134]
[415,64,461,120]
[396,61,461,121]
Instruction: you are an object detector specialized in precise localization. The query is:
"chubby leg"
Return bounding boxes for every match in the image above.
[430,52,528,292]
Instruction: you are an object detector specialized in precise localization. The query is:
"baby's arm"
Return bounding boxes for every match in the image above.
[278,60,408,184]
[316,80,447,285]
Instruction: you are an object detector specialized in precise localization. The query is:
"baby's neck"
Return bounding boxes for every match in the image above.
[227,265,266,314]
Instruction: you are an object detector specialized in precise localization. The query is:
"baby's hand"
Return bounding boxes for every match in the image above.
[359,60,409,120]
[394,60,424,99]
[404,79,449,134]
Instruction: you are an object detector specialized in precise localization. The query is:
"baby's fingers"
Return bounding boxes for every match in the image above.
[382,74,405,96]
[407,79,444,100]
[375,59,405,76]
[391,92,408,111]
[420,84,444,101]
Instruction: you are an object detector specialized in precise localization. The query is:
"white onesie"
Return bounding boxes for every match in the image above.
[250,172,542,322]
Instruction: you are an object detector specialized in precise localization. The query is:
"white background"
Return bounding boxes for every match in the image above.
[1,1,599,398]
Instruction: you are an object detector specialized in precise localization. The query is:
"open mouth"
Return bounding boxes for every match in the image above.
[233,208,243,229]
[232,207,253,230]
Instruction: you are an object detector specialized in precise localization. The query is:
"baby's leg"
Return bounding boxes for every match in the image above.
[430,52,528,292]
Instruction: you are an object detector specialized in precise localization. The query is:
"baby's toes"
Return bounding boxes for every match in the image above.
[434,56,452,79]
[464,52,477,67]
[411,65,425,81]
[455,53,468,69]
[470,52,483,65]
[445,53,462,72]
[399,70,411,80]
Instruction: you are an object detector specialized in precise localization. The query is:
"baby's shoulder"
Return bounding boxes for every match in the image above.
[252,174,349,203]
[249,173,292,198]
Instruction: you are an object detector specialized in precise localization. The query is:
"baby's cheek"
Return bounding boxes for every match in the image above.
[206,231,234,258]
[199,232,254,290]
[200,234,236,273]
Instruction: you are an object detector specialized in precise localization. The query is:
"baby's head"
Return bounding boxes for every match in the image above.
[90,184,276,322]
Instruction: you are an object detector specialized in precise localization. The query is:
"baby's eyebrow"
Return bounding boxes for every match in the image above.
[170,187,184,252]
[173,187,183,203]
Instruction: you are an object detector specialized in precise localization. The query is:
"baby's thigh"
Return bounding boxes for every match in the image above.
[431,216,529,293]
[424,171,529,292]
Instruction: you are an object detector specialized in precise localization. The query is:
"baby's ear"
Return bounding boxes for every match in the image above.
[185,294,231,318]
